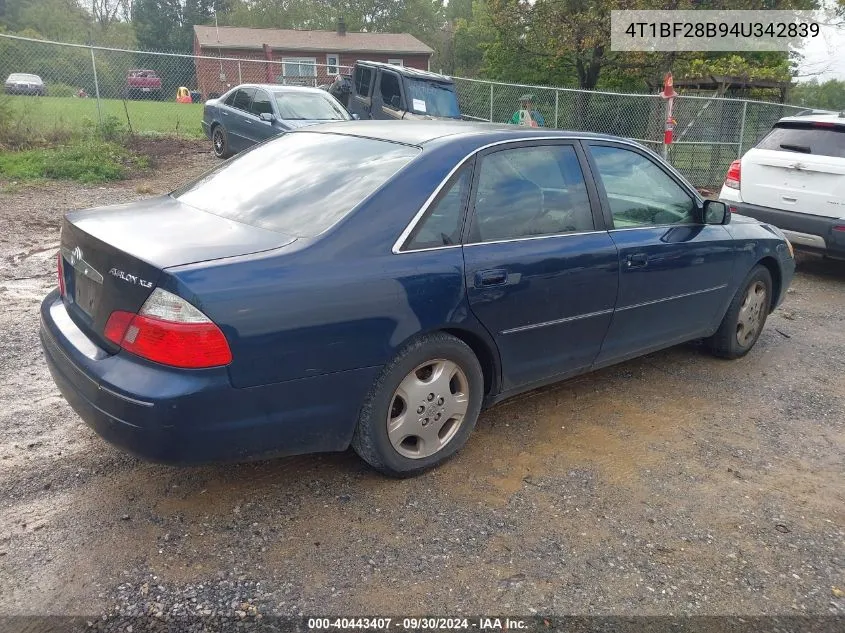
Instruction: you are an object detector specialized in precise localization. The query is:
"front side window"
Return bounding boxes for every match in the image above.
[354,66,374,97]
[250,89,273,116]
[403,168,472,250]
[273,92,350,121]
[469,145,594,243]
[589,145,695,228]
[173,133,419,237]
[380,72,402,109]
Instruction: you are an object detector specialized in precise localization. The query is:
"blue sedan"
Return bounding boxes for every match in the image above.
[41,122,795,476]
[201,84,351,158]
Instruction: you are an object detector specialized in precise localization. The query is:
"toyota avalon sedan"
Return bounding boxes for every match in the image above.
[41,122,795,477]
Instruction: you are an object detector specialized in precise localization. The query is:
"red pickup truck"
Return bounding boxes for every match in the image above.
[125,69,162,100]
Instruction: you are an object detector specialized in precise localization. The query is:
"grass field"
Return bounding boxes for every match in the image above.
[4,95,205,139]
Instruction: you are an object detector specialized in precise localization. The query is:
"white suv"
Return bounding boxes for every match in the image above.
[719,112,845,259]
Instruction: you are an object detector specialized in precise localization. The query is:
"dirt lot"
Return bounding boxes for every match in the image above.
[0,143,843,623]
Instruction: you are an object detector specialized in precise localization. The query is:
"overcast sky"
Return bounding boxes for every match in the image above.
[795,5,845,82]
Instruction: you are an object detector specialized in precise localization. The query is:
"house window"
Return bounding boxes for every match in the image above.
[388,58,404,67]
[326,54,339,76]
[281,57,317,84]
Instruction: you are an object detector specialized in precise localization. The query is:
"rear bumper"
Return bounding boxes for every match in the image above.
[722,201,845,259]
[5,86,43,95]
[40,290,379,464]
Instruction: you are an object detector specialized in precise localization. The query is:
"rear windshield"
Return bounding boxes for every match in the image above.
[756,123,845,159]
[173,132,419,236]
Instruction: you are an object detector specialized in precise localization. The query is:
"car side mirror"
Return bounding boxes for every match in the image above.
[259,112,275,123]
[390,95,401,109]
[703,200,730,225]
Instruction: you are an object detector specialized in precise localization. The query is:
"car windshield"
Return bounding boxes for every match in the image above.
[273,92,350,121]
[173,132,419,236]
[405,80,461,118]
[8,74,40,82]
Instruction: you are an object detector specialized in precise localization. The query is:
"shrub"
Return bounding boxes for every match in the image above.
[0,140,147,183]
[46,83,78,98]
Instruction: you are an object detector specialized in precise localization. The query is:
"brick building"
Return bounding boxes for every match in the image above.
[192,20,434,98]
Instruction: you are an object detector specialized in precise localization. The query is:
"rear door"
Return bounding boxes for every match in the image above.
[584,142,736,366]
[460,141,619,390]
[741,121,845,218]
[221,87,255,151]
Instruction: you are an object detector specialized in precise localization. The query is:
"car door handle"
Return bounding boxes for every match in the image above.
[475,269,508,287]
[626,253,648,269]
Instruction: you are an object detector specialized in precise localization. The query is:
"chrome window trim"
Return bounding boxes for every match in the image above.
[463,230,606,248]
[391,135,696,254]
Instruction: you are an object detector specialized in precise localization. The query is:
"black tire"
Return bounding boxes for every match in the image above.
[351,332,484,477]
[707,264,773,359]
[211,125,232,159]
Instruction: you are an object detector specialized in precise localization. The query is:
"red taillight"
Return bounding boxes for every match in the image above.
[724,160,741,190]
[57,252,66,297]
[833,225,845,232]
[104,289,231,369]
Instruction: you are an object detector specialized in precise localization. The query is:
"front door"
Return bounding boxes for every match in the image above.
[349,65,375,119]
[372,69,405,119]
[246,88,279,143]
[461,142,619,390]
[585,142,737,366]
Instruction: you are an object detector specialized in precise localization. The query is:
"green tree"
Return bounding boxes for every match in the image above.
[791,78,845,110]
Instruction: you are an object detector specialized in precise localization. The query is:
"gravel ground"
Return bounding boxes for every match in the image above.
[0,143,843,626]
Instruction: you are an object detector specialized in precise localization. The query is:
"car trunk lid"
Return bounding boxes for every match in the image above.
[60,195,295,350]
[740,122,845,219]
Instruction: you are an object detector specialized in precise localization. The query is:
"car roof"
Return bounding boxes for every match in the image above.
[304,120,626,147]
[233,84,329,95]
[355,61,452,82]
[779,112,845,126]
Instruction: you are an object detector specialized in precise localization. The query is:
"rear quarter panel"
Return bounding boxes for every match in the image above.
[163,138,496,390]
[165,246,488,389]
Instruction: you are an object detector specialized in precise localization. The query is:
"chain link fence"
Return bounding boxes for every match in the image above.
[455,77,811,190]
[1,32,817,189]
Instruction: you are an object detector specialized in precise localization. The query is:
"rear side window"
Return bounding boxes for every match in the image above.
[403,168,472,250]
[173,133,419,236]
[469,145,594,242]
[756,124,845,159]
[231,88,254,111]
